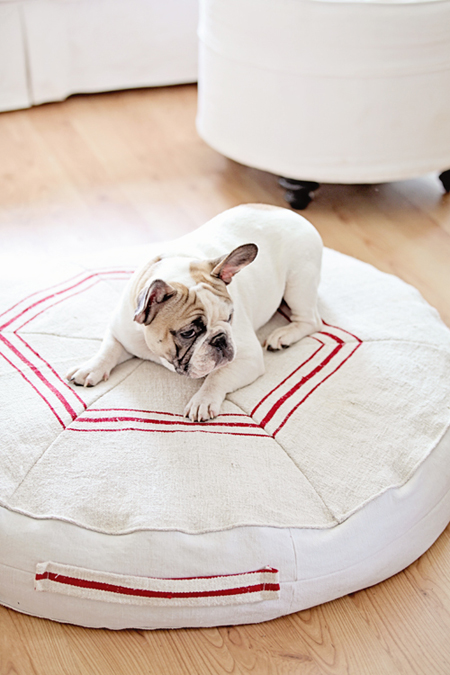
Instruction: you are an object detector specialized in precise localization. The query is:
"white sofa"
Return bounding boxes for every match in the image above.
[0,0,199,112]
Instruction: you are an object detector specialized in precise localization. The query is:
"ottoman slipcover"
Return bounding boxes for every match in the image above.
[0,240,449,629]
[197,0,450,184]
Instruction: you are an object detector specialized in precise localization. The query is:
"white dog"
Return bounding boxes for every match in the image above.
[67,204,323,421]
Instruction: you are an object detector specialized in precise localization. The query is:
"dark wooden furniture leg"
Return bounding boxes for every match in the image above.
[278,178,321,210]
[439,170,450,193]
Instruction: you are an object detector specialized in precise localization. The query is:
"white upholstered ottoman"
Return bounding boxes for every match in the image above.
[197,0,450,205]
[1,238,450,629]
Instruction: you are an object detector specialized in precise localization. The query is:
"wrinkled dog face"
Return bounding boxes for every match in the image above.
[139,282,235,379]
[133,244,258,379]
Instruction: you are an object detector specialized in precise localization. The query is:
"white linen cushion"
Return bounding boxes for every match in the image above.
[0,245,449,629]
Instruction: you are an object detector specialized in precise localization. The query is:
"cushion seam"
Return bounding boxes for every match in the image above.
[229,397,338,525]
[5,358,145,501]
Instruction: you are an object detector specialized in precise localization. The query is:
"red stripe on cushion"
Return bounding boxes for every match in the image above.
[68,427,272,438]
[14,276,130,332]
[78,416,262,429]
[251,340,325,417]
[14,333,86,409]
[37,574,280,599]
[87,408,249,418]
[0,333,78,421]
[35,568,280,600]
[0,270,134,427]
[273,341,363,436]
[0,348,66,428]
[260,340,344,428]
[0,270,90,324]
[0,270,132,330]
[322,320,363,344]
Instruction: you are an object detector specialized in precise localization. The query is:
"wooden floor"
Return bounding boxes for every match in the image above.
[1,84,450,675]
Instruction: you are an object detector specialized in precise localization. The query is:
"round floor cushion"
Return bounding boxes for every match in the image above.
[0,244,449,629]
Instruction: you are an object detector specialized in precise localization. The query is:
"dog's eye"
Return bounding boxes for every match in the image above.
[180,328,196,340]
[227,312,233,323]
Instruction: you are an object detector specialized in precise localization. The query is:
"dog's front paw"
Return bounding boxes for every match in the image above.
[66,359,110,387]
[184,390,224,423]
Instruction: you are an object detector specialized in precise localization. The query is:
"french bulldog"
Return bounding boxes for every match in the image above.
[67,204,323,421]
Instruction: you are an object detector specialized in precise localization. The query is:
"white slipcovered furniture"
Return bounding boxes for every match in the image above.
[197,0,450,205]
[0,0,199,112]
[1,231,450,629]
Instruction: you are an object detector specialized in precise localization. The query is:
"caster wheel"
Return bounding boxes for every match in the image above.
[284,187,313,210]
[278,177,320,210]
[439,170,450,193]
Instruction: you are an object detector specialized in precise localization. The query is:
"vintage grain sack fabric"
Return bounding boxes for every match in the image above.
[0,246,449,629]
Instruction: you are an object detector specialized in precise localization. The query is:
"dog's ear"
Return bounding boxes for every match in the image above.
[134,279,176,325]
[211,243,258,285]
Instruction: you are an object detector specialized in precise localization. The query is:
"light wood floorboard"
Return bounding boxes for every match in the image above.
[0,84,449,675]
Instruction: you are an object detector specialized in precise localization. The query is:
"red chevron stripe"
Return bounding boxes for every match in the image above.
[15,275,132,332]
[0,348,65,428]
[251,339,325,417]
[0,333,77,421]
[1,270,363,438]
[14,333,86,409]
[273,340,363,437]
[0,270,134,427]
[0,270,89,323]
[260,334,344,429]
[0,270,132,331]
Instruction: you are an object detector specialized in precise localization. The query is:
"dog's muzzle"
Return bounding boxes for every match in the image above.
[210,332,234,362]
[176,332,235,378]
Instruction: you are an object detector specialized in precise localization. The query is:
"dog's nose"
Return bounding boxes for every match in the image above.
[210,332,228,351]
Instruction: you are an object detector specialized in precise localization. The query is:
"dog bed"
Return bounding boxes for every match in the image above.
[1,245,450,629]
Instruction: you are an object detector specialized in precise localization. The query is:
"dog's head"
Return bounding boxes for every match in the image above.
[133,244,258,378]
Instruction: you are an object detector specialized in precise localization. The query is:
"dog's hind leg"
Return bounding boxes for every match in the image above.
[264,261,322,351]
